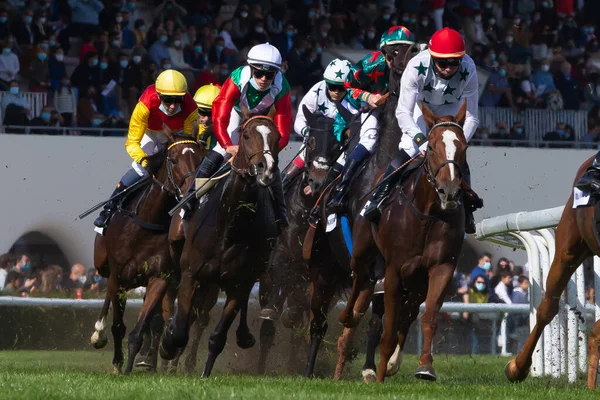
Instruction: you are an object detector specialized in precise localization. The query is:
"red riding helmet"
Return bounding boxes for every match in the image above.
[428,27,465,59]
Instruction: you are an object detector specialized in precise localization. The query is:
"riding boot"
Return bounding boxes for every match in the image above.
[363,150,413,222]
[182,150,224,216]
[282,162,304,187]
[325,162,343,186]
[576,151,600,192]
[94,182,127,227]
[271,169,289,231]
[327,159,360,213]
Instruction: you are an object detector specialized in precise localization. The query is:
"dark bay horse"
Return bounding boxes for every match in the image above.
[505,156,600,389]
[339,102,469,382]
[159,111,282,377]
[257,107,340,374]
[301,43,421,381]
[90,126,204,374]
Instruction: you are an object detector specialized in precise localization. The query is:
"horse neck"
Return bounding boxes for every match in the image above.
[409,167,442,216]
[374,93,402,168]
[134,170,174,223]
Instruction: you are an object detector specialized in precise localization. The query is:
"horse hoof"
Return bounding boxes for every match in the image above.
[159,343,178,361]
[362,368,376,384]
[237,333,256,349]
[415,365,437,381]
[386,346,403,377]
[113,364,123,374]
[135,358,156,370]
[90,332,107,349]
[505,359,528,383]
[259,307,280,321]
[281,308,303,329]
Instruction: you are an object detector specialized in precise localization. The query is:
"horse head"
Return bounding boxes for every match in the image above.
[302,104,340,193]
[385,42,423,92]
[421,100,468,211]
[237,104,281,187]
[145,124,205,199]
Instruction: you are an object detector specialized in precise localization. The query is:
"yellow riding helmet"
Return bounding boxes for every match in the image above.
[193,84,221,110]
[155,69,187,96]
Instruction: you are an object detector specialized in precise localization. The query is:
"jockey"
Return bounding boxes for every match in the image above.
[576,154,600,192]
[192,83,220,149]
[363,27,481,233]
[285,58,355,183]
[327,26,417,212]
[94,69,197,228]
[182,43,293,228]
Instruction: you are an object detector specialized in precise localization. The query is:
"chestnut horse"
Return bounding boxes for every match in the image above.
[339,101,469,382]
[159,111,281,377]
[505,155,600,389]
[90,126,204,374]
[257,107,340,374]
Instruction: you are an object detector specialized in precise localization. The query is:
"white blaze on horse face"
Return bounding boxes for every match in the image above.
[182,147,195,155]
[256,125,275,173]
[441,130,458,181]
[312,156,328,170]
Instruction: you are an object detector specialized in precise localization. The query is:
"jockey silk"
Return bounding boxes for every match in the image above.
[212,65,292,150]
[125,84,197,163]
[395,50,479,144]
[345,51,389,102]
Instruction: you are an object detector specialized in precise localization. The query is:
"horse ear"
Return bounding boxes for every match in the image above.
[420,101,436,129]
[302,104,314,126]
[267,105,276,120]
[455,100,467,127]
[240,102,251,122]
[163,123,175,142]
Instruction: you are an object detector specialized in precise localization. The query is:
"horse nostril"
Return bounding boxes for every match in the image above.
[256,161,265,171]
[438,188,445,195]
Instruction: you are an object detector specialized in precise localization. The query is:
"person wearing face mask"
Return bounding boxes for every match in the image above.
[469,253,492,286]
[208,37,231,67]
[29,46,50,92]
[249,19,269,43]
[191,83,220,150]
[53,74,75,126]
[148,28,171,69]
[273,23,296,57]
[0,40,19,89]
[48,47,66,91]
[30,105,58,134]
[11,9,34,45]
[181,43,292,229]
[467,274,489,355]
[1,80,30,129]
[364,27,483,234]
[479,63,515,109]
[167,33,194,74]
[284,59,354,185]
[32,11,48,43]
[0,9,10,39]
[93,69,197,227]
[66,0,104,38]
[185,40,206,70]
[363,26,378,50]
[132,19,147,47]
[532,60,557,101]
[232,6,250,42]
[464,12,491,50]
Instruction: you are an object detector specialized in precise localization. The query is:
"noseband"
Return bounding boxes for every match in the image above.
[423,121,465,195]
[155,139,200,200]
[232,115,277,178]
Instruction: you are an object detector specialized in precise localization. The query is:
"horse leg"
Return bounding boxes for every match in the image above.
[333,327,356,381]
[110,279,127,374]
[376,265,401,383]
[124,278,167,374]
[236,293,256,349]
[415,262,455,381]
[304,268,336,378]
[360,294,384,383]
[340,250,376,328]
[588,320,600,389]
[506,209,589,382]
[160,283,178,373]
[202,283,252,378]
[159,271,195,361]
[136,309,163,372]
[90,291,111,349]
[257,319,277,374]
[183,284,219,373]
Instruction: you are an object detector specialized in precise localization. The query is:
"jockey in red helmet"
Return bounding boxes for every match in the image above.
[363,28,482,233]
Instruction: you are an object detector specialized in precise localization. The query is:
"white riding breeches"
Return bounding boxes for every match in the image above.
[213,109,242,157]
[336,109,379,166]
[131,131,169,177]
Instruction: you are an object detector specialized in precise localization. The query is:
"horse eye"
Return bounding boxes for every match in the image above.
[243,134,250,140]
[428,145,433,151]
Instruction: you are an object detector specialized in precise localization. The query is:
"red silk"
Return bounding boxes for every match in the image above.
[212,77,240,148]
[273,91,292,150]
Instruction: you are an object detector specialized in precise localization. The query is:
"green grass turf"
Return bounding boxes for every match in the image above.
[0,350,596,399]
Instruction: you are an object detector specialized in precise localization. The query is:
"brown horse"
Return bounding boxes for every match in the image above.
[339,101,469,382]
[90,126,204,374]
[159,111,281,377]
[505,155,600,389]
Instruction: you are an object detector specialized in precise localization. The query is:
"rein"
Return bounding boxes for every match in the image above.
[231,116,278,178]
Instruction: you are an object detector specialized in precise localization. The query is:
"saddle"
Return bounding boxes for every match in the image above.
[195,168,231,199]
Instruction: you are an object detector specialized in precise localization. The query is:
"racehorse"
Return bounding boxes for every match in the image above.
[90,125,204,374]
[505,156,600,389]
[339,101,471,382]
[159,107,282,377]
[302,42,421,381]
[256,106,340,374]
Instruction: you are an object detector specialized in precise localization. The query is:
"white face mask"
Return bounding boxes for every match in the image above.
[505,35,514,44]
[174,40,182,47]
[133,55,142,64]
[541,64,550,72]
[55,54,64,62]
[255,27,264,33]
[367,32,375,39]
[77,276,87,284]
[474,15,482,23]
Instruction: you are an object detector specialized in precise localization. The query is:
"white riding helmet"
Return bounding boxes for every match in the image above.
[247,43,282,71]
[323,58,351,85]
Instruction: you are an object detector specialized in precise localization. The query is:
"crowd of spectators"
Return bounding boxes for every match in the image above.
[0,0,596,145]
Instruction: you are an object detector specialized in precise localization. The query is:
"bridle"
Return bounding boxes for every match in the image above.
[153,139,200,200]
[423,121,466,197]
[231,115,279,178]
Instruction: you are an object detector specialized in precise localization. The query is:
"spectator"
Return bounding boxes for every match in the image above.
[184,40,206,70]
[71,51,101,97]
[274,22,296,58]
[86,268,107,293]
[467,274,489,355]
[208,36,231,67]
[153,0,188,31]
[1,81,31,130]
[61,263,89,293]
[68,0,104,37]
[218,19,238,53]
[0,9,10,40]
[231,5,250,47]
[32,9,49,43]
[362,25,378,50]
[54,76,76,126]
[37,264,62,293]
[479,64,516,109]
[29,46,50,92]
[30,104,60,134]
[2,270,24,293]
[0,40,19,90]
[131,19,147,48]
[0,253,10,290]
[48,47,66,91]
[123,49,144,115]
[509,276,530,353]
[12,8,34,45]
[555,61,584,110]
[247,19,269,44]
[77,85,100,128]
[490,257,512,292]
[583,124,600,148]
[533,59,558,99]
[492,270,513,304]
[182,24,197,48]
[168,32,194,72]
[428,0,445,31]
[148,29,171,69]
[79,33,98,63]
[543,121,574,144]
[469,252,492,286]
[464,11,491,52]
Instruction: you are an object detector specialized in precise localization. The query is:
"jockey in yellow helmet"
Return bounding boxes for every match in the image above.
[192,83,220,149]
[94,69,198,228]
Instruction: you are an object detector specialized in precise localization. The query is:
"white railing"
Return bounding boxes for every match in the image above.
[476,206,600,382]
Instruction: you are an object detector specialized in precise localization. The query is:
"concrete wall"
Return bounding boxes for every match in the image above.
[0,135,595,269]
